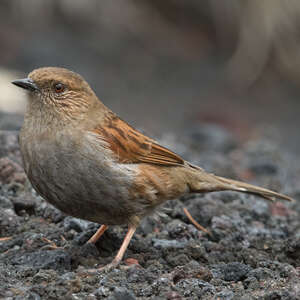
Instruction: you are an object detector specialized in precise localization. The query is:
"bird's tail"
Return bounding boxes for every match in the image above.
[213,175,293,202]
[189,166,294,202]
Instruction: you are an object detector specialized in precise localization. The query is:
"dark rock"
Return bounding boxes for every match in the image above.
[107,287,136,300]
[186,241,209,262]
[11,194,35,215]
[94,286,110,298]
[251,200,270,219]
[176,278,215,298]
[243,276,259,289]
[0,195,13,209]
[170,267,188,284]
[59,272,76,281]
[194,266,212,282]
[27,292,41,300]
[211,215,236,239]
[165,291,183,300]
[152,238,187,250]
[73,242,99,258]
[127,267,156,284]
[14,292,41,300]
[138,216,157,235]
[36,202,65,223]
[263,290,296,300]
[32,269,58,284]
[0,207,19,235]
[285,238,300,262]
[139,276,172,297]
[63,216,93,232]
[211,262,252,282]
[184,197,219,227]
[171,261,212,284]
[74,229,97,245]
[247,267,274,281]
[67,243,100,269]
[167,219,190,239]
[11,250,72,272]
[215,289,235,300]
[166,254,190,267]
[0,236,23,253]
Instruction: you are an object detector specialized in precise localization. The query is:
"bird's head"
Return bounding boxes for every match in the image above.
[12,67,102,122]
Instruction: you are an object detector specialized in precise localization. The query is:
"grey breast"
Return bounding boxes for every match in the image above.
[21,130,137,225]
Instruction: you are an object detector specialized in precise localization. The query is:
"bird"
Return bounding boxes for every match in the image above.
[12,67,293,271]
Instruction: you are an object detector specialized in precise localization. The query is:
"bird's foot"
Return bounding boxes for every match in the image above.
[97,259,121,273]
[84,259,121,274]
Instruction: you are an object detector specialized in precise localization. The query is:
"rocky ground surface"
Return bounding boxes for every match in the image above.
[0,126,299,300]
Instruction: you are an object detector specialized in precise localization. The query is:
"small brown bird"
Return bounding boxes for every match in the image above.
[12,67,293,270]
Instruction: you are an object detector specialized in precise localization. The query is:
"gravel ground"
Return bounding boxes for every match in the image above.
[0,126,299,300]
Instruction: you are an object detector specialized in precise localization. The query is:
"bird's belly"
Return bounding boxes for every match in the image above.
[23,138,138,225]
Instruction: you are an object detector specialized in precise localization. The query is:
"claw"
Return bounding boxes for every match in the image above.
[98,259,121,273]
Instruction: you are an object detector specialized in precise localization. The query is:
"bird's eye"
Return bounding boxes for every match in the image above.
[54,83,65,93]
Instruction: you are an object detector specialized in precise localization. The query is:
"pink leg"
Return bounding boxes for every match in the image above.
[87,224,108,244]
[99,225,137,271]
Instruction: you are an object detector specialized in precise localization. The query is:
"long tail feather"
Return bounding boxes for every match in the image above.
[214,175,294,202]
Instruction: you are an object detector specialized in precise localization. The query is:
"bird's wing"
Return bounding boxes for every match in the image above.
[91,115,184,166]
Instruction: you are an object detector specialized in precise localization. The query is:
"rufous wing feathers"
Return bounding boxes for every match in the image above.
[92,115,184,166]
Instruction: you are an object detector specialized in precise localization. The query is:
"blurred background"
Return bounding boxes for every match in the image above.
[1,0,300,152]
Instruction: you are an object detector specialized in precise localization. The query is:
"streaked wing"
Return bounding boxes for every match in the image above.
[91,114,184,166]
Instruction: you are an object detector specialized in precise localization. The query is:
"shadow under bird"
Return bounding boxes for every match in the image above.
[12,67,293,271]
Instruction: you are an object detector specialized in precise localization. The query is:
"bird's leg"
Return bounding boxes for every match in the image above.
[111,225,137,264]
[183,207,211,236]
[98,224,137,272]
[87,224,108,244]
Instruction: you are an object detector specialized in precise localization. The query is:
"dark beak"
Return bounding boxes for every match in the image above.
[12,78,39,92]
